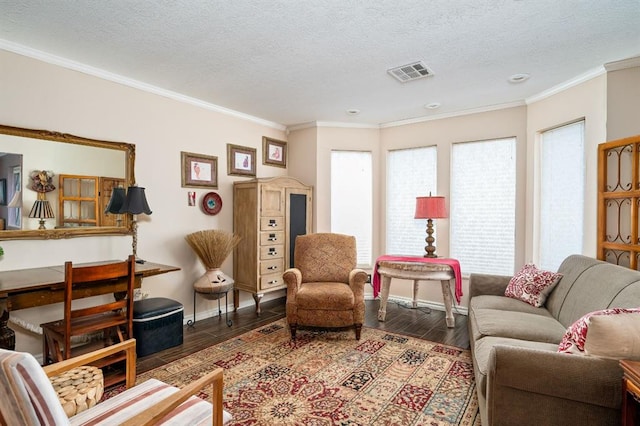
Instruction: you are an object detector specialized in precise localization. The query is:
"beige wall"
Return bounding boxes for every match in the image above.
[0,50,290,353]
[378,107,528,306]
[2,47,637,354]
[606,66,640,141]
[526,74,607,262]
[287,126,318,229]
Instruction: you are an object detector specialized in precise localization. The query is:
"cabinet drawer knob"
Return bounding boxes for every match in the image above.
[269,280,278,285]
[268,266,277,270]
[268,220,278,227]
[268,251,278,256]
[268,236,277,241]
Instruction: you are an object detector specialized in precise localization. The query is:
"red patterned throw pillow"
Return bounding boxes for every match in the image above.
[558,308,640,356]
[504,263,562,307]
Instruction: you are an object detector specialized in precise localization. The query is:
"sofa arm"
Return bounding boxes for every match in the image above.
[469,273,512,298]
[487,344,622,425]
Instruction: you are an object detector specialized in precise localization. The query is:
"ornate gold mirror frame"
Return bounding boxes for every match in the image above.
[0,124,135,240]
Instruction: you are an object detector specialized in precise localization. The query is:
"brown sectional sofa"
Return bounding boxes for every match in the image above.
[468,254,640,426]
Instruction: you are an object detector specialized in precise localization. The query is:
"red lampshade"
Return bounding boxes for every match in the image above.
[415,195,447,219]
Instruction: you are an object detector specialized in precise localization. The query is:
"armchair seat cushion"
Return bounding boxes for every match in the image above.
[70,378,232,425]
[296,282,355,310]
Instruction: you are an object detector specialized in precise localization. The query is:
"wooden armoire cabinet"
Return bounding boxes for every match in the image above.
[233,176,313,314]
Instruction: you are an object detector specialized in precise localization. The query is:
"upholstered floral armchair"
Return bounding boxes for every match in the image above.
[283,233,368,340]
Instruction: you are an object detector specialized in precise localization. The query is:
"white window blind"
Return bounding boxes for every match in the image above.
[538,121,585,271]
[331,150,372,266]
[386,146,437,256]
[451,138,516,275]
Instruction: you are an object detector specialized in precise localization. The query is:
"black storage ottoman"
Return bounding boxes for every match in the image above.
[132,297,184,357]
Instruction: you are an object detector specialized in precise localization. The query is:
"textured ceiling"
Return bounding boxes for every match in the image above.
[1,1,639,127]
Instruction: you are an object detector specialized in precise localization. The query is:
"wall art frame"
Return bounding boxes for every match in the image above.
[262,136,287,168]
[227,144,256,177]
[181,151,218,189]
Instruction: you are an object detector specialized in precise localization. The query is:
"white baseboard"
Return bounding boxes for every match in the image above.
[184,294,469,325]
[364,294,468,316]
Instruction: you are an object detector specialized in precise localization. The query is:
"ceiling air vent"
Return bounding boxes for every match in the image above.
[387,61,434,83]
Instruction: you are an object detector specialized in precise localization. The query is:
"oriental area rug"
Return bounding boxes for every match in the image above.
[124,319,479,425]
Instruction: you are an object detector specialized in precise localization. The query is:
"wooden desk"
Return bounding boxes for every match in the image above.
[621,359,640,426]
[377,260,456,327]
[0,261,180,350]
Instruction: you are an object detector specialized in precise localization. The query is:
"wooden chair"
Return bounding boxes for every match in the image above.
[41,255,136,384]
[0,339,231,425]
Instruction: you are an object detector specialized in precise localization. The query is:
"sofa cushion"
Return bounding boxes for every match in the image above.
[470,295,556,316]
[472,336,559,397]
[471,308,566,344]
[547,255,640,327]
[505,264,562,307]
[558,308,640,358]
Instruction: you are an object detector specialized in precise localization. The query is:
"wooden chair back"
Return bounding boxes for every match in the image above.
[61,255,136,357]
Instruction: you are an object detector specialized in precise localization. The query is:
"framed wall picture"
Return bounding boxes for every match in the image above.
[0,179,6,206]
[227,144,256,177]
[181,151,218,189]
[262,137,287,168]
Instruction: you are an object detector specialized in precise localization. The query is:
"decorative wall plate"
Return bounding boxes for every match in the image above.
[201,191,222,215]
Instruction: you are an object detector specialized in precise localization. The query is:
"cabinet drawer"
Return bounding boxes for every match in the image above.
[260,273,284,290]
[259,245,284,260]
[260,231,284,245]
[260,259,284,275]
[260,216,283,231]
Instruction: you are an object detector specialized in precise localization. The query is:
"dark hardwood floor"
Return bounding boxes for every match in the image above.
[137,298,470,374]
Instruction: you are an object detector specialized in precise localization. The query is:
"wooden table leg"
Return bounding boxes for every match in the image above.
[440,280,455,328]
[377,275,392,321]
[253,293,263,316]
[412,280,419,308]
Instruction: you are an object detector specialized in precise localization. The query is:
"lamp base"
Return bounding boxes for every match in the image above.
[423,218,438,258]
[38,219,46,230]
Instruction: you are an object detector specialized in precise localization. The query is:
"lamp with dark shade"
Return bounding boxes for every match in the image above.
[28,195,55,230]
[104,186,126,226]
[107,185,152,263]
[415,193,448,258]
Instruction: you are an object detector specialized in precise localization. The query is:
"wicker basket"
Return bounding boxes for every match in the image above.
[49,365,104,417]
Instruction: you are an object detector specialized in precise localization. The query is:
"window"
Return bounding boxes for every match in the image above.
[386,146,437,256]
[538,120,585,271]
[331,151,372,266]
[451,138,516,275]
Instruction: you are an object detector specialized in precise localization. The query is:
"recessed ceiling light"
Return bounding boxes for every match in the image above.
[424,102,441,109]
[508,73,530,83]
[346,109,360,115]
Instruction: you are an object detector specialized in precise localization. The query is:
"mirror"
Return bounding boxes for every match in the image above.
[0,124,135,240]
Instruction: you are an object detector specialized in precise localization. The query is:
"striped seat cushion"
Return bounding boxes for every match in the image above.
[0,348,70,425]
[69,378,232,425]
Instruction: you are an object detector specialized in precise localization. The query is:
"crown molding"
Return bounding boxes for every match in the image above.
[0,39,286,131]
[604,56,640,71]
[380,101,526,129]
[315,121,380,129]
[287,121,380,132]
[525,66,605,105]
